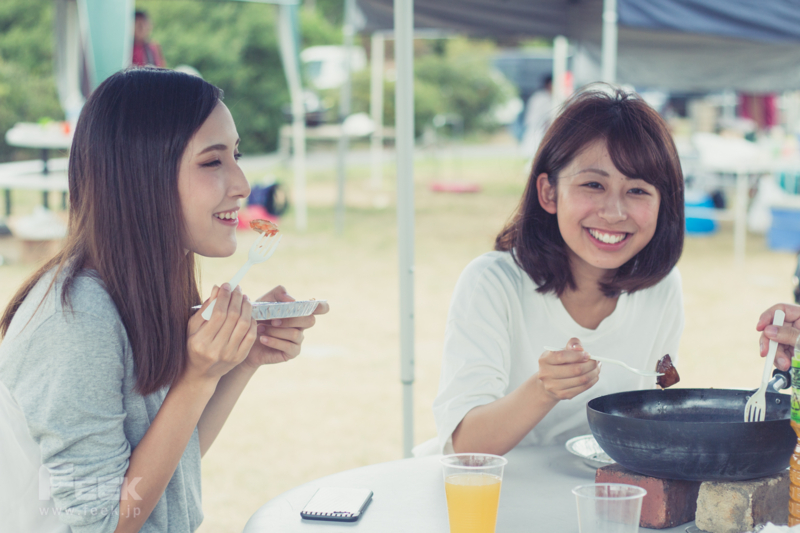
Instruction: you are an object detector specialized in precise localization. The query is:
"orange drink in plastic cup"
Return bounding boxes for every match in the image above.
[441,454,507,533]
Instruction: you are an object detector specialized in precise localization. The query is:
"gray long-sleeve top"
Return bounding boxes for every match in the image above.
[0,269,202,532]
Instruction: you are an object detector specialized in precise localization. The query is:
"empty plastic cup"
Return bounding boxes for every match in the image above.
[572,483,646,533]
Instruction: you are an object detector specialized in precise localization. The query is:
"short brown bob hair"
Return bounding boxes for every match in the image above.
[496,86,684,297]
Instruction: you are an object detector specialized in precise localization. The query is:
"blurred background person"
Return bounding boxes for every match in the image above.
[132,10,166,68]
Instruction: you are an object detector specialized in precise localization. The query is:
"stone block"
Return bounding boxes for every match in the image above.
[596,463,700,529]
[695,471,789,533]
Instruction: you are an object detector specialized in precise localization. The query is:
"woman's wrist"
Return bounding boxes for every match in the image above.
[230,360,259,379]
[171,371,219,402]
[528,372,561,409]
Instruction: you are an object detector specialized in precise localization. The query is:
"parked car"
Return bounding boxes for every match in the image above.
[301,45,367,90]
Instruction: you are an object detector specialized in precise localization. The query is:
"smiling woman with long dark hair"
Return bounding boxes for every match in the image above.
[0,68,328,533]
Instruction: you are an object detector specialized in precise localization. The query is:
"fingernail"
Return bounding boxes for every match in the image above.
[272,319,282,326]
[765,325,778,336]
[597,362,602,371]
[235,285,242,293]
[261,336,270,344]
[570,342,580,349]
[777,357,789,368]
[257,325,265,333]
[244,294,250,301]
[760,338,765,353]
[221,283,231,291]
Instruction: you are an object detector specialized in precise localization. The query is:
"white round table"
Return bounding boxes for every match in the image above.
[5,122,73,151]
[4,122,73,210]
[242,445,694,533]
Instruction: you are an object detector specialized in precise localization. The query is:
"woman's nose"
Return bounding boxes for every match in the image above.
[599,195,627,223]
[230,165,251,200]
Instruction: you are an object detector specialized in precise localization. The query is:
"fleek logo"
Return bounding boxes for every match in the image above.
[39,506,142,518]
[38,464,142,501]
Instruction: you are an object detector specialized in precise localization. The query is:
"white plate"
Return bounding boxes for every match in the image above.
[193,300,324,320]
[251,300,323,320]
[565,434,615,469]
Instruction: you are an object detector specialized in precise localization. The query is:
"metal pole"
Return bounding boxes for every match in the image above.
[734,170,747,264]
[601,0,618,84]
[395,0,415,459]
[278,5,307,231]
[552,35,568,111]
[335,0,355,234]
[370,32,385,189]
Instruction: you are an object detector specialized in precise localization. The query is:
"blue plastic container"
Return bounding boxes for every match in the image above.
[768,207,800,251]
[685,191,718,235]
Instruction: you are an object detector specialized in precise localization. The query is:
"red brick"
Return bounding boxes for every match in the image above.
[596,464,701,529]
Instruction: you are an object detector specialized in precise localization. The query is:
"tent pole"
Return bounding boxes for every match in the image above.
[395,0,415,459]
[601,0,617,84]
[278,4,307,231]
[370,32,385,190]
[335,0,355,234]
[552,35,568,111]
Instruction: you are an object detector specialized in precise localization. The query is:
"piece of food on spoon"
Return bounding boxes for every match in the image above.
[250,219,279,236]
[656,354,680,389]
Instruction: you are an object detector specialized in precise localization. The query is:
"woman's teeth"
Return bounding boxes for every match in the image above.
[215,211,237,220]
[588,229,626,244]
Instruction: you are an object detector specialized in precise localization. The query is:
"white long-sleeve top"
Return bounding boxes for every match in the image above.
[433,251,684,453]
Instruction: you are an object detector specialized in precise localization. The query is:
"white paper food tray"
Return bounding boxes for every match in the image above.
[192,300,324,320]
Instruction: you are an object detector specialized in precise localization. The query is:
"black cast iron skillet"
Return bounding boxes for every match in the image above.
[587,371,795,481]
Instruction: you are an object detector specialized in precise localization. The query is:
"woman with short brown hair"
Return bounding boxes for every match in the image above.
[432,87,685,456]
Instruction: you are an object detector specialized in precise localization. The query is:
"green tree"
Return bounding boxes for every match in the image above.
[337,37,514,137]
[138,1,290,154]
[138,0,343,153]
[0,0,62,162]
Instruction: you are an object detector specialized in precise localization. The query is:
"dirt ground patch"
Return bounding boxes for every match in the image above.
[0,147,795,532]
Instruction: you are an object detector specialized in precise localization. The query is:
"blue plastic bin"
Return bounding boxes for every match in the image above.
[768,207,800,251]
[685,191,718,235]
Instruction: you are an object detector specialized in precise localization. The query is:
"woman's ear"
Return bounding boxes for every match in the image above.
[536,173,557,214]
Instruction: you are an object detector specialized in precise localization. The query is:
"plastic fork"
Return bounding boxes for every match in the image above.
[542,346,663,377]
[744,309,785,422]
[201,232,282,320]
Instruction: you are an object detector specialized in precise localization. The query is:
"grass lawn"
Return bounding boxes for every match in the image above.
[0,144,795,532]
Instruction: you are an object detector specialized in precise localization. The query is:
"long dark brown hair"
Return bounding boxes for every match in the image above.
[0,68,222,395]
[496,87,684,297]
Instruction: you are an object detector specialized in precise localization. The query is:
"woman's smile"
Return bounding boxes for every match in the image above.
[585,228,630,248]
[213,208,239,226]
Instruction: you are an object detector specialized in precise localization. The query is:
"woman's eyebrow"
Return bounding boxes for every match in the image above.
[576,168,609,177]
[197,139,240,156]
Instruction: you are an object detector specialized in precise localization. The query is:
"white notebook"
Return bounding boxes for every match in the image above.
[300,487,373,522]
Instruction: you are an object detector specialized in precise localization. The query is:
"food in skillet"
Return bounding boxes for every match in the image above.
[656,354,680,388]
[250,219,279,236]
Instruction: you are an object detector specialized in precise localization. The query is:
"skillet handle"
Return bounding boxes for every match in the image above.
[768,368,791,393]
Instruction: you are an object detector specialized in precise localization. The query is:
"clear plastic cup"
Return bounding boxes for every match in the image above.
[572,483,646,533]
[440,454,508,533]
